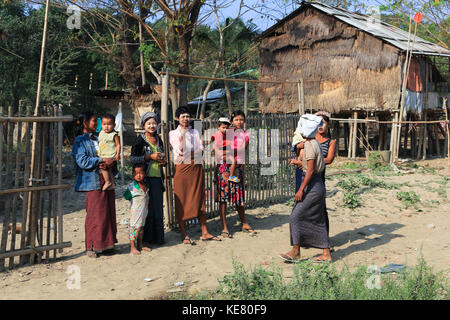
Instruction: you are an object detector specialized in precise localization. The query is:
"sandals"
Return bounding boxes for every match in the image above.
[200,235,221,241]
[242,227,257,235]
[311,256,332,263]
[228,176,240,183]
[279,253,301,263]
[182,236,196,245]
[221,231,233,238]
[86,250,98,258]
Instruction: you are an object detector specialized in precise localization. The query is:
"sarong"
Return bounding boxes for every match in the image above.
[173,162,206,221]
[85,174,117,252]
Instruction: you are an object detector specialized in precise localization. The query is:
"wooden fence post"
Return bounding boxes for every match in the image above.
[118,102,124,185]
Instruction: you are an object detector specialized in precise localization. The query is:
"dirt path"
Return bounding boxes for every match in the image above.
[1,160,449,299]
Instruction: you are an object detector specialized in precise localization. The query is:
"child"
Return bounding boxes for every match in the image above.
[98,114,120,190]
[123,163,151,255]
[229,111,250,184]
[211,117,237,185]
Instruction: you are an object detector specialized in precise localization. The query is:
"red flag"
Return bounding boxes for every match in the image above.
[414,12,423,24]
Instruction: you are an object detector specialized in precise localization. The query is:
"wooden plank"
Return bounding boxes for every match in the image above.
[0,241,72,260]
[0,116,73,123]
[0,184,70,195]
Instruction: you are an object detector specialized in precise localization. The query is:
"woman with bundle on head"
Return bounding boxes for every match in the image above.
[130,112,167,251]
[169,106,220,245]
[281,114,331,263]
[72,112,117,258]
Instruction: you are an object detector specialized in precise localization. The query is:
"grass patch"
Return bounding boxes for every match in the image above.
[204,256,449,300]
[335,174,400,209]
[396,191,420,209]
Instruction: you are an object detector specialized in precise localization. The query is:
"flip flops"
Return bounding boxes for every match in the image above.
[242,227,257,235]
[221,231,233,238]
[279,253,301,263]
[200,235,221,241]
[182,236,196,245]
[228,176,240,183]
[311,257,332,263]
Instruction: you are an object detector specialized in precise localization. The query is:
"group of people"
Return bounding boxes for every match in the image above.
[72,106,335,262]
[72,107,254,258]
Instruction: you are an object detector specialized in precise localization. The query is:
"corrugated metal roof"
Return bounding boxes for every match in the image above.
[260,1,450,57]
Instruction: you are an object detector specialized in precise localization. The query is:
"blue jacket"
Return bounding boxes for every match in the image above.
[72,133,103,191]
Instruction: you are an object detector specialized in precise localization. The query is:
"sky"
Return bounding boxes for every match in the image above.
[201,0,383,32]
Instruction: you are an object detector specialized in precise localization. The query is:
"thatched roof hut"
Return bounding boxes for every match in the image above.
[257,1,449,115]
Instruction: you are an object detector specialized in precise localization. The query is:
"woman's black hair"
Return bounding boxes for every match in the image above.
[321,115,330,123]
[132,163,146,175]
[230,110,246,122]
[175,106,191,119]
[76,111,96,135]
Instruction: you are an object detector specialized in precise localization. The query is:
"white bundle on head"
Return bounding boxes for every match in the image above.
[295,114,323,139]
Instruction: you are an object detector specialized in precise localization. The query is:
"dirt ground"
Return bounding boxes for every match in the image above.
[0,158,449,300]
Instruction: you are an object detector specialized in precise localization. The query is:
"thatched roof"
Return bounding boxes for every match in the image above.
[260,1,450,57]
[258,5,408,114]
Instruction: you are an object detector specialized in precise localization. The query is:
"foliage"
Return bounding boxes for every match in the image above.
[396,191,421,208]
[205,256,449,300]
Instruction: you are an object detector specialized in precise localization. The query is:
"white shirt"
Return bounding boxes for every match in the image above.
[168,126,204,164]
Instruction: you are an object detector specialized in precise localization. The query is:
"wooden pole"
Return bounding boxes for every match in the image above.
[118,102,124,185]
[161,72,169,123]
[19,106,32,265]
[57,106,63,252]
[160,72,169,228]
[139,22,146,86]
[244,81,248,118]
[347,118,353,159]
[9,103,22,268]
[34,0,50,116]
[396,9,415,160]
[105,71,108,90]
[422,63,429,160]
[443,98,449,171]
[352,111,357,159]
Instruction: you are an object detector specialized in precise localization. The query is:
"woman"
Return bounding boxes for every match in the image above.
[130,112,167,251]
[281,114,331,263]
[314,111,336,235]
[72,112,117,258]
[169,106,220,245]
[216,110,255,238]
[291,112,336,244]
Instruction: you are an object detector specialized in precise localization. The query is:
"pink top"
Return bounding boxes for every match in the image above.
[232,129,250,164]
[169,126,204,164]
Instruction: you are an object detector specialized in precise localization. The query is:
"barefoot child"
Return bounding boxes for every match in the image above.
[123,164,151,255]
[98,114,120,190]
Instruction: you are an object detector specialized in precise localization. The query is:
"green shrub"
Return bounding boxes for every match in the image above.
[212,257,449,300]
[396,191,420,208]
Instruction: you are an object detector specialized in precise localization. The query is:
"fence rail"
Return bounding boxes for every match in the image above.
[0,105,73,271]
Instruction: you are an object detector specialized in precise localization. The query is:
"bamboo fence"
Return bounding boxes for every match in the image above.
[0,105,72,271]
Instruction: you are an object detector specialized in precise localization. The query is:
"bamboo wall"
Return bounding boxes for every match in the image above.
[0,105,72,271]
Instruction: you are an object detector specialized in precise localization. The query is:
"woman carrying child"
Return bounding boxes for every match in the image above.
[214,110,255,238]
[72,112,117,258]
[124,164,151,255]
[130,112,167,250]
